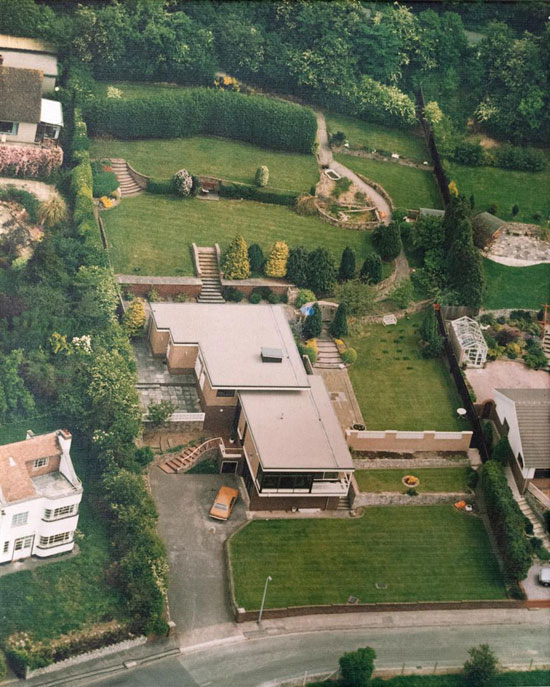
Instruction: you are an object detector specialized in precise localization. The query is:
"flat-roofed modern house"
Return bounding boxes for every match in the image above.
[0,65,63,144]
[0,430,83,563]
[494,388,550,489]
[149,303,354,510]
[0,34,58,93]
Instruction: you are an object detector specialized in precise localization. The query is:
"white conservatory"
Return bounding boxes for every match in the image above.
[449,316,488,368]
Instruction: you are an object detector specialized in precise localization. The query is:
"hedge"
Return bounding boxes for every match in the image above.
[83,88,317,154]
[480,460,533,582]
[147,177,174,194]
[219,182,298,206]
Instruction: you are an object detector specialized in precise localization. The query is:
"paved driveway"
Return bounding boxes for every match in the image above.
[149,469,247,645]
[466,360,549,403]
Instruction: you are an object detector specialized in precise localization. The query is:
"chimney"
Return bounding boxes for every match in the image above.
[26,430,35,440]
[57,429,72,455]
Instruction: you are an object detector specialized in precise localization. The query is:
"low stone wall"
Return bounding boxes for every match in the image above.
[126,162,149,190]
[220,277,291,297]
[355,172,395,211]
[353,455,470,469]
[25,636,147,679]
[117,275,202,300]
[354,491,470,507]
[346,429,473,453]
[315,201,379,230]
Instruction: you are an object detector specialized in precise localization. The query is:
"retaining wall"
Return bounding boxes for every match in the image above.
[355,172,395,211]
[346,429,473,453]
[353,491,471,507]
[117,275,202,300]
[221,277,291,297]
[126,162,149,190]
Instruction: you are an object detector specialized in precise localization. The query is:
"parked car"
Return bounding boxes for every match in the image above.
[538,566,550,587]
[209,486,239,521]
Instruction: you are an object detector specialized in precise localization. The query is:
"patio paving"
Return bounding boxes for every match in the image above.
[465,359,549,403]
[486,225,550,267]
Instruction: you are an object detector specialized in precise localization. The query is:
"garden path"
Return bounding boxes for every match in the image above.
[0,177,60,202]
[339,147,434,171]
[315,112,392,225]
[374,250,410,302]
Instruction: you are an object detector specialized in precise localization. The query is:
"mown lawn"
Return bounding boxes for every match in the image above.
[335,155,442,210]
[102,194,377,276]
[229,506,506,609]
[0,435,126,642]
[445,161,550,225]
[347,313,464,432]
[355,467,470,493]
[326,113,429,162]
[93,80,190,99]
[483,259,550,309]
[90,136,319,192]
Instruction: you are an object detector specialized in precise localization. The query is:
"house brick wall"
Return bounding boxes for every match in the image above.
[346,429,472,453]
[149,323,169,356]
[167,344,198,372]
[247,492,340,511]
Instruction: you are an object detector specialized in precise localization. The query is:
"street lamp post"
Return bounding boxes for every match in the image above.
[258,575,272,626]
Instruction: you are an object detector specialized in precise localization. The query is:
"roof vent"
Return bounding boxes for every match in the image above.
[261,347,283,363]
[9,457,16,467]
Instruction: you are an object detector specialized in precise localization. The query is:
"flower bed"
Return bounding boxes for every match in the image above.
[402,474,420,487]
[0,145,63,178]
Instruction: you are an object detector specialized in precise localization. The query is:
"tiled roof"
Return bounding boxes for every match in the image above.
[497,389,550,470]
[0,432,61,504]
[0,65,42,123]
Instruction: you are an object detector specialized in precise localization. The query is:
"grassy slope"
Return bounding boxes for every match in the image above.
[347,314,464,432]
[230,507,506,608]
[483,260,550,309]
[335,155,442,210]
[355,468,470,493]
[446,161,550,225]
[90,136,319,193]
[325,113,429,162]
[309,671,550,687]
[103,194,376,275]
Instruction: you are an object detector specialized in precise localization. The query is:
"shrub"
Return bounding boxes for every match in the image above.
[0,186,40,223]
[494,144,546,172]
[147,400,175,427]
[249,291,261,304]
[330,303,348,338]
[298,342,317,364]
[390,279,414,309]
[173,169,193,196]
[267,292,280,304]
[264,241,289,278]
[122,298,146,338]
[38,195,68,228]
[372,222,402,261]
[223,286,244,302]
[248,243,264,272]
[463,644,499,687]
[341,347,357,365]
[295,193,318,216]
[147,177,174,194]
[252,286,273,300]
[0,143,63,178]
[294,288,316,309]
[332,176,352,198]
[334,280,374,316]
[306,248,336,296]
[84,89,317,153]
[452,140,486,166]
[360,254,382,285]
[466,467,479,490]
[303,302,322,339]
[338,247,356,282]
[222,234,250,279]
[339,646,376,687]
[255,165,269,187]
[330,130,346,146]
[491,436,513,466]
[0,650,5,680]
[286,247,310,286]
[219,182,298,206]
[91,161,119,198]
[419,307,443,358]
[191,175,201,197]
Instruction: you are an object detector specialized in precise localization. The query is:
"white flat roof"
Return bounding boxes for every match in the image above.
[151,303,309,389]
[239,376,353,471]
[40,98,63,127]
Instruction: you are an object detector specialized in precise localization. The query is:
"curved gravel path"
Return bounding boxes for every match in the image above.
[0,177,60,202]
[316,111,392,225]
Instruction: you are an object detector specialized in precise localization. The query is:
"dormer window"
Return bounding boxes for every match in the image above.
[33,457,49,469]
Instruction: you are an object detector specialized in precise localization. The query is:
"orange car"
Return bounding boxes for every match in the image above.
[209,486,239,521]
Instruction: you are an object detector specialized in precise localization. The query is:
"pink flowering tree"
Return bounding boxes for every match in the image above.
[0,145,63,178]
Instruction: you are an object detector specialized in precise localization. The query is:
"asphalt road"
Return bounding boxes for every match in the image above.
[90,618,550,687]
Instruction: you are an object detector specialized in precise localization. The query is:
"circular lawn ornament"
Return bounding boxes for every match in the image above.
[402,474,419,487]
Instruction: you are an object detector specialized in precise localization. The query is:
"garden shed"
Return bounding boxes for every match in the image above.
[449,316,488,368]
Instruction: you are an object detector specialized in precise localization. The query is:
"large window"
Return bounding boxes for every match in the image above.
[14,536,33,551]
[34,457,49,469]
[11,512,28,527]
[216,389,235,398]
[257,468,314,492]
[0,121,18,135]
[43,504,78,520]
[39,531,73,548]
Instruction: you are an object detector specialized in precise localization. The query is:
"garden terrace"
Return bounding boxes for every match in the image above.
[101,194,379,276]
[335,155,442,210]
[355,467,471,493]
[90,136,318,193]
[445,160,550,225]
[346,314,465,432]
[483,260,550,309]
[229,506,506,608]
[326,113,429,162]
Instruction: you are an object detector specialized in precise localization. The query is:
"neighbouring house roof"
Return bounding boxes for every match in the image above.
[0,65,42,123]
[239,376,354,471]
[496,388,550,470]
[0,34,57,55]
[472,212,506,235]
[151,303,309,389]
[0,430,78,505]
[40,98,63,127]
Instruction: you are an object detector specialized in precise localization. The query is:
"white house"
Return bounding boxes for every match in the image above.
[494,388,550,485]
[0,429,83,564]
[0,34,58,93]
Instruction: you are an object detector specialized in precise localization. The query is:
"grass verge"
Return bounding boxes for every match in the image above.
[309,671,550,686]
[346,314,465,431]
[483,259,550,309]
[229,506,506,609]
[103,194,377,276]
[335,155,442,210]
[355,468,470,493]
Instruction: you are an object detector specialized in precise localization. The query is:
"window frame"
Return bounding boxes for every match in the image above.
[0,121,19,135]
[11,512,29,527]
[33,457,49,469]
[216,389,235,398]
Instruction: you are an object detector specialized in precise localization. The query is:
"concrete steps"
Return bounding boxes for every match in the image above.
[542,329,550,369]
[337,493,352,510]
[517,496,550,550]
[197,247,225,303]
[314,338,343,369]
[110,158,143,197]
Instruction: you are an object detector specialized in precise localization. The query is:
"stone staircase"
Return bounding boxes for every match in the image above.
[314,336,342,369]
[337,493,353,510]
[542,326,550,369]
[517,495,550,551]
[110,158,143,197]
[197,247,225,303]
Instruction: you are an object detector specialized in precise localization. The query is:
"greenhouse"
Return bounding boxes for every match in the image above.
[449,316,488,368]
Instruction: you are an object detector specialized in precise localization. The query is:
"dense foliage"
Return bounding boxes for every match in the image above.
[340,646,377,687]
[303,302,322,340]
[330,304,348,339]
[264,241,289,278]
[338,247,356,282]
[219,182,298,206]
[222,234,251,279]
[84,90,316,154]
